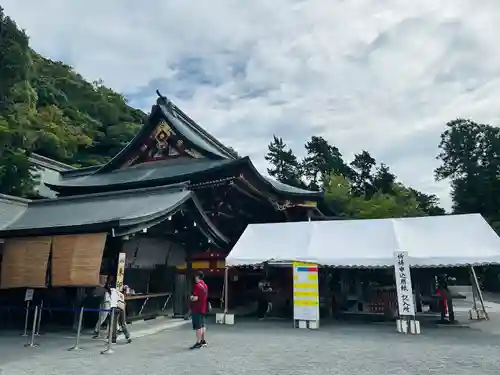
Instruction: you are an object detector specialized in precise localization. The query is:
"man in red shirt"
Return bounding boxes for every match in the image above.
[190,270,208,349]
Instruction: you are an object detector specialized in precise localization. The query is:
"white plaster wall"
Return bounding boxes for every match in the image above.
[121,237,185,269]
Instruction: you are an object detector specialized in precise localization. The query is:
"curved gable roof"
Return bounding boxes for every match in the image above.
[50,92,321,201]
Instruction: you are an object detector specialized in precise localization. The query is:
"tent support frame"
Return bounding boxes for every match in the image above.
[223,266,229,314]
[470,265,488,320]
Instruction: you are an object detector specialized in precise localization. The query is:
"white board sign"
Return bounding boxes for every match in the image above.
[116,252,126,290]
[393,251,415,317]
[293,262,319,321]
[24,288,34,302]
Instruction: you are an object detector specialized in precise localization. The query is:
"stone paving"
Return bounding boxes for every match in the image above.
[1,318,500,375]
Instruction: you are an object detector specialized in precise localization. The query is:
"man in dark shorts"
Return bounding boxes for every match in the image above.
[190,270,208,349]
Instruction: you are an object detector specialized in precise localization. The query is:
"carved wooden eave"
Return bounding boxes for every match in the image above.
[188,177,235,190]
[237,175,294,212]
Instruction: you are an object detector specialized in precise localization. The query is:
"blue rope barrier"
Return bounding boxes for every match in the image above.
[0,305,24,310]
[41,307,111,313]
[81,307,112,313]
[0,305,111,313]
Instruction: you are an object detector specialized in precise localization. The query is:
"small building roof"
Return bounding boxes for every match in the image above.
[29,153,75,172]
[0,194,29,230]
[0,185,228,245]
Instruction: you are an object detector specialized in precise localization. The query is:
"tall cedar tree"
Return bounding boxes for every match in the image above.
[265,136,304,188]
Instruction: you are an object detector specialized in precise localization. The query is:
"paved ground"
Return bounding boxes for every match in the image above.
[1,318,500,375]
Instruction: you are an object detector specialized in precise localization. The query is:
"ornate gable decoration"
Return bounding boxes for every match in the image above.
[122,120,204,167]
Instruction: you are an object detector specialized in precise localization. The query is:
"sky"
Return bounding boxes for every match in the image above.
[3,0,500,211]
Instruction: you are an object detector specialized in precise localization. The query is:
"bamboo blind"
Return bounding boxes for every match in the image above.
[51,233,107,287]
[0,237,52,289]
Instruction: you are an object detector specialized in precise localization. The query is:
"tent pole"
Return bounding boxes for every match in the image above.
[224,266,229,314]
[470,265,489,320]
[468,269,477,310]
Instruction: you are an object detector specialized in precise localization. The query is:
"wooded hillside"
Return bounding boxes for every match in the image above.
[0,7,146,196]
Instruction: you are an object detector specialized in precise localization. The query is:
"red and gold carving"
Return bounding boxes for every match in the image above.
[121,120,205,168]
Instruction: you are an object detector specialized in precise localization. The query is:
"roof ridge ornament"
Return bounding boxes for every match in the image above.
[156,89,173,113]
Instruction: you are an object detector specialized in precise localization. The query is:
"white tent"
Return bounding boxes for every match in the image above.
[226,214,500,268]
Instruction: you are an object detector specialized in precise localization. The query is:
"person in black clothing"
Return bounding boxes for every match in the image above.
[256,279,272,320]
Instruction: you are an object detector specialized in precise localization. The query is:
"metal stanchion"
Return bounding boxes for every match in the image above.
[35,300,43,336]
[95,305,106,338]
[21,301,30,337]
[24,306,39,348]
[68,307,84,351]
[101,308,115,355]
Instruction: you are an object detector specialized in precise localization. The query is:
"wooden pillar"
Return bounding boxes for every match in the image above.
[355,271,363,312]
[185,255,192,318]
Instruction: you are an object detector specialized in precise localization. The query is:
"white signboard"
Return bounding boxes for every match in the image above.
[24,288,34,302]
[293,262,319,321]
[394,251,415,317]
[116,252,126,290]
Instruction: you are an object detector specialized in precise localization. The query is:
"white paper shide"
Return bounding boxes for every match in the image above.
[393,251,415,317]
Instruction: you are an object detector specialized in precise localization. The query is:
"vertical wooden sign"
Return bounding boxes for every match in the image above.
[116,252,126,290]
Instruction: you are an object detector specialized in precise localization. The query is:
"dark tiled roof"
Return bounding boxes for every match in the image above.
[60,165,101,179]
[0,185,228,245]
[29,153,75,172]
[51,158,236,189]
[166,98,237,159]
[7,187,188,231]
[0,194,29,230]
[263,177,320,195]
[48,157,322,199]
[161,102,232,159]
[97,101,234,173]
[49,93,321,200]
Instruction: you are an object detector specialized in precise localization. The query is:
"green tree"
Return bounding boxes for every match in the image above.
[265,136,304,188]
[324,174,423,219]
[0,7,32,111]
[372,163,396,195]
[0,7,147,195]
[350,150,376,197]
[322,174,352,216]
[0,116,37,196]
[409,189,445,216]
[436,118,500,218]
[302,136,351,189]
[349,191,422,219]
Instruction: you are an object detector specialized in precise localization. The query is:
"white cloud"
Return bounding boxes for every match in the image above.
[4,0,500,210]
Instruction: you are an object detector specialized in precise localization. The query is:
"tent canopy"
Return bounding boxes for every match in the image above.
[226,214,500,268]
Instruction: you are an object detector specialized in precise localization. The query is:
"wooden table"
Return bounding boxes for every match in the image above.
[125,293,172,316]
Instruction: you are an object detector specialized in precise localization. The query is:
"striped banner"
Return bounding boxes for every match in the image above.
[294,300,319,307]
[293,291,319,298]
[293,261,319,322]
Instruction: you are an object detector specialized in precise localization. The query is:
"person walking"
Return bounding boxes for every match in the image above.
[110,285,132,344]
[189,270,208,349]
[93,278,111,339]
[256,278,272,320]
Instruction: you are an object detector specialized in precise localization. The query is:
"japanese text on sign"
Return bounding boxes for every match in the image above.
[393,251,415,316]
[116,252,126,290]
[24,288,34,302]
[293,262,319,321]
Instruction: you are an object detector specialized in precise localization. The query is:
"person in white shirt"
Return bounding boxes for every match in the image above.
[110,286,131,344]
[93,278,111,338]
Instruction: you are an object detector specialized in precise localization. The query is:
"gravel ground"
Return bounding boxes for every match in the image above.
[1,319,500,375]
